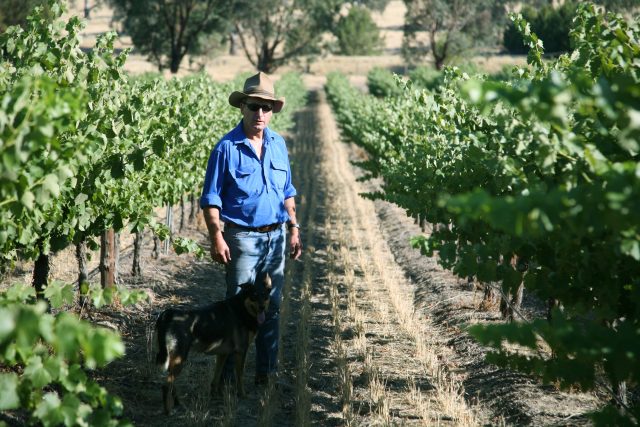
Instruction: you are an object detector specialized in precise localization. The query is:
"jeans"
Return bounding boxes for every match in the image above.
[224,224,286,377]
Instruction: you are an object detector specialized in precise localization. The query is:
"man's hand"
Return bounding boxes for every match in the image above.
[289,228,302,260]
[211,232,231,264]
[203,206,230,264]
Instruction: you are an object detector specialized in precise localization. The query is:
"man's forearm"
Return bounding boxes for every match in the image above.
[284,197,298,225]
[203,206,223,241]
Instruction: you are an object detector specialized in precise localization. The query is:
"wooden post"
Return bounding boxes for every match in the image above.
[163,204,173,254]
[114,232,120,285]
[100,229,116,288]
[180,196,185,232]
[189,193,197,223]
[76,240,88,287]
[32,252,50,301]
[132,230,144,277]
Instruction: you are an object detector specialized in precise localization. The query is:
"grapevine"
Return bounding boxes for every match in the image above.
[326,4,639,423]
[1,2,305,423]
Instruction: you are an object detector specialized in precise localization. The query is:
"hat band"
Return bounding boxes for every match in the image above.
[245,88,277,99]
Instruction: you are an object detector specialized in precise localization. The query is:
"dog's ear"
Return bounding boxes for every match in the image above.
[239,282,252,292]
[264,273,272,290]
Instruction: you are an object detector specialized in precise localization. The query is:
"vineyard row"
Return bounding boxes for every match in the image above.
[0,3,305,425]
[325,4,639,424]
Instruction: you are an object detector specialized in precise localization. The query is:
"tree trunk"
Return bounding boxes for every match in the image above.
[100,229,116,288]
[430,28,446,70]
[189,193,197,223]
[465,275,475,291]
[512,281,524,312]
[32,252,50,301]
[164,204,173,254]
[179,196,185,232]
[76,240,88,288]
[132,230,144,277]
[229,32,237,55]
[76,240,89,306]
[481,283,498,310]
[501,281,524,322]
[170,48,182,73]
[614,381,627,409]
[114,232,120,285]
[152,232,160,260]
[257,44,274,73]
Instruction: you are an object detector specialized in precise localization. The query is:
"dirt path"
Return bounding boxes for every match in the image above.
[79,84,605,426]
[307,89,485,425]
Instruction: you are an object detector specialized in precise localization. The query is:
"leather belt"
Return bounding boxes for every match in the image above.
[225,222,282,233]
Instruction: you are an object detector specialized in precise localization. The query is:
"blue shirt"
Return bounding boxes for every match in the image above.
[200,121,297,227]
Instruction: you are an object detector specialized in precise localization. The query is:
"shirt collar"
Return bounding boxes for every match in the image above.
[231,120,274,146]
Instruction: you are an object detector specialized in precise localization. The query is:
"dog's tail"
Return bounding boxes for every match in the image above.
[155,310,172,371]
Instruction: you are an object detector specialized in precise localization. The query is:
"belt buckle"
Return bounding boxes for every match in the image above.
[256,223,280,232]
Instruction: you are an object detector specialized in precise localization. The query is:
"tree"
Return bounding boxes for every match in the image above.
[233,0,343,73]
[107,0,233,73]
[591,0,640,12]
[335,5,384,55]
[503,2,578,55]
[0,0,48,32]
[353,0,391,12]
[402,0,507,70]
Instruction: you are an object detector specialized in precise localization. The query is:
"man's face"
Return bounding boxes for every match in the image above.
[241,97,274,133]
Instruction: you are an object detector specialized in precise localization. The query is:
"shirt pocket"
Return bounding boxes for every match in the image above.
[232,165,257,197]
[270,160,288,190]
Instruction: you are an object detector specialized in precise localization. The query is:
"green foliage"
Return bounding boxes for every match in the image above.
[407,65,443,91]
[367,67,403,97]
[0,3,306,269]
[0,75,87,263]
[0,0,49,32]
[503,2,578,54]
[0,282,145,425]
[107,0,233,73]
[334,5,384,55]
[0,4,307,422]
[232,0,343,72]
[402,0,508,69]
[327,3,640,422]
[271,72,308,131]
[171,236,205,259]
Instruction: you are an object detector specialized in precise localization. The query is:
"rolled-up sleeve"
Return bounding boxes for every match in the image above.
[200,148,225,209]
[283,158,297,199]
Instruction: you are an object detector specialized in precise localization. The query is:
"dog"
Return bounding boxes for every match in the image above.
[155,273,272,414]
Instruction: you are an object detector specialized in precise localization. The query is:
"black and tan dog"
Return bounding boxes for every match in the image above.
[155,273,272,414]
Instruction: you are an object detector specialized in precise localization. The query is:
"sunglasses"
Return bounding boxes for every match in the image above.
[244,102,273,112]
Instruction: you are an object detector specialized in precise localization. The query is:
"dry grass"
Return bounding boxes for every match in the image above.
[316,88,485,426]
[294,274,312,427]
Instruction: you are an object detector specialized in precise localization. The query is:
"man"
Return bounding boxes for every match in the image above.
[200,72,302,385]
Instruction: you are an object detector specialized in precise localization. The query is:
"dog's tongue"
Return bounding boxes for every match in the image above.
[257,311,266,325]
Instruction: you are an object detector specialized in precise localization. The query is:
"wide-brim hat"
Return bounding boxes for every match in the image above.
[229,72,285,113]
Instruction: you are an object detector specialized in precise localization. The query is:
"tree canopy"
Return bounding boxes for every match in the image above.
[0,0,49,32]
[335,5,384,55]
[107,0,233,73]
[102,0,397,73]
[232,0,344,73]
[402,0,507,70]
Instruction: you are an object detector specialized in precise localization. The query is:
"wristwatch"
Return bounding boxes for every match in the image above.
[287,222,300,229]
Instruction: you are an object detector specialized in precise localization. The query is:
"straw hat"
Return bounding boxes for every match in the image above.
[228,72,285,113]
